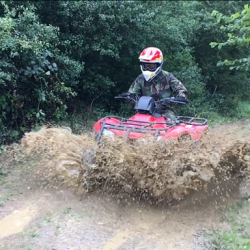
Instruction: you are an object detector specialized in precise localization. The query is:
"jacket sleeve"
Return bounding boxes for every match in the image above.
[128,76,143,96]
[169,74,187,98]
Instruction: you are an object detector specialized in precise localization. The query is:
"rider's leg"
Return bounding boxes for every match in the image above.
[162,110,176,124]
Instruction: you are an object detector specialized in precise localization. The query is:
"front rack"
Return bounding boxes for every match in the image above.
[96,116,175,143]
[96,115,207,143]
[176,116,207,126]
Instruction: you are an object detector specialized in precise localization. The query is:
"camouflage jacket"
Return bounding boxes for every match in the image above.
[128,70,187,100]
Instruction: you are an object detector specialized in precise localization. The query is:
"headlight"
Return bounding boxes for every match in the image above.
[103,129,115,137]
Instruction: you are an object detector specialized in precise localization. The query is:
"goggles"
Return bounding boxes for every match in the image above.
[140,62,160,71]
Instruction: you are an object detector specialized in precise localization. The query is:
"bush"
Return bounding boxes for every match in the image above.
[0,3,83,143]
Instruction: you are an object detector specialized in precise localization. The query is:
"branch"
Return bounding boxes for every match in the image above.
[88,90,107,113]
[212,85,217,97]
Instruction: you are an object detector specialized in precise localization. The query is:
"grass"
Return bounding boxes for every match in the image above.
[0,174,6,185]
[205,200,250,249]
[237,101,250,119]
[29,232,39,238]
[0,194,14,207]
[21,229,39,238]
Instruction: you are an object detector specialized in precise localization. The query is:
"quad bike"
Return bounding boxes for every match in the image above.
[93,94,208,143]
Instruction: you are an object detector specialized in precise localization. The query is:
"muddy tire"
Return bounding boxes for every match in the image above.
[178,134,192,142]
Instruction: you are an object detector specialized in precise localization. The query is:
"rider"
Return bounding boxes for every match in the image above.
[125,47,188,123]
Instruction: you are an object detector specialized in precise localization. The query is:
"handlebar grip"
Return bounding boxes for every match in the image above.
[160,98,172,104]
[172,101,187,104]
[115,95,132,99]
[160,98,187,104]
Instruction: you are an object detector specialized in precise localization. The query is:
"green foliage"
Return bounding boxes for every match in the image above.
[0,2,83,143]
[206,200,250,250]
[34,1,204,107]
[210,4,250,70]
[190,1,250,117]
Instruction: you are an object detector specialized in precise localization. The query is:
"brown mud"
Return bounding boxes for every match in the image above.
[0,120,250,249]
[20,121,250,203]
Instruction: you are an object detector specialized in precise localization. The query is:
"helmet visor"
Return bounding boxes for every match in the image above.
[140,62,160,72]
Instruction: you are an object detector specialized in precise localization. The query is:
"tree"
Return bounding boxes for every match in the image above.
[0,2,83,142]
[210,4,250,71]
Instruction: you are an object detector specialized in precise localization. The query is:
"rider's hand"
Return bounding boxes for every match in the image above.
[176,96,188,103]
[120,93,136,99]
[120,92,129,97]
[120,92,133,98]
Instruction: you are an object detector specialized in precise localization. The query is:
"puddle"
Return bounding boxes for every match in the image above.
[0,206,37,238]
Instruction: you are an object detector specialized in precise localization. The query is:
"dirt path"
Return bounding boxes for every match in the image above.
[0,178,244,250]
[1,120,250,250]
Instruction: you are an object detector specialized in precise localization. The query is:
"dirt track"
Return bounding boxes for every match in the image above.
[0,177,244,250]
[1,120,250,250]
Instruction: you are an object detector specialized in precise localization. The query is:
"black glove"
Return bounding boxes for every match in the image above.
[120,92,130,97]
[176,96,188,103]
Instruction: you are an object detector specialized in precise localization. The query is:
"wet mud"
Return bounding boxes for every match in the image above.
[0,206,37,238]
[19,123,250,203]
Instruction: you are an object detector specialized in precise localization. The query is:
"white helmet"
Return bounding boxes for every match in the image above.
[139,47,163,82]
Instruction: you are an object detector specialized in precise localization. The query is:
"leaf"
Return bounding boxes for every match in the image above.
[217,61,224,67]
[211,10,218,17]
[45,71,51,75]
[218,43,223,50]
[209,42,218,48]
[10,52,19,58]
[216,13,222,23]
[39,110,45,116]
[233,12,240,19]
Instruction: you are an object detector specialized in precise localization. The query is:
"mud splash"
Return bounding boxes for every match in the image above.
[19,124,250,202]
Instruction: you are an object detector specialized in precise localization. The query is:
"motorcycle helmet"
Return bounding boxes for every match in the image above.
[139,47,163,82]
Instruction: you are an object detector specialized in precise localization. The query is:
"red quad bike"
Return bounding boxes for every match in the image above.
[93,94,208,143]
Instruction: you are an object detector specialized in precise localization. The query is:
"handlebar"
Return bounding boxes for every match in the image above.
[115,94,138,102]
[115,96,127,99]
[159,97,187,105]
[115,95,187,105]
[115,96,134,100]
